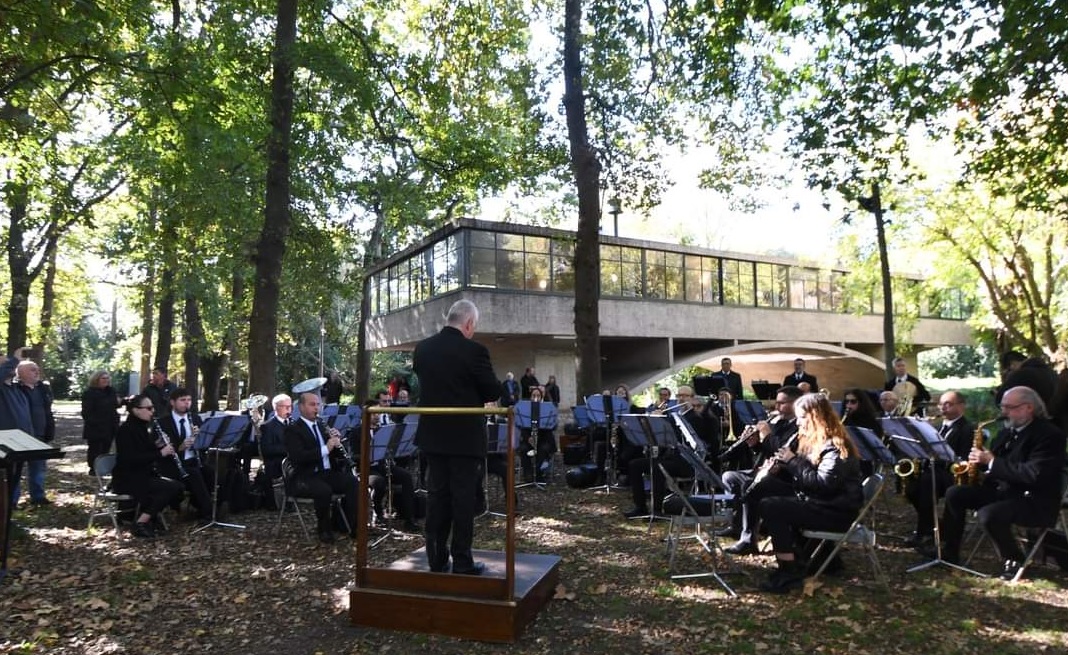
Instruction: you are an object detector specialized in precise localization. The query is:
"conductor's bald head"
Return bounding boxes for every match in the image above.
[446,299,479,339]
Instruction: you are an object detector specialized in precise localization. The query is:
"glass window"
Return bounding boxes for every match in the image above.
[756,263,788,308]
[470,230,495,248]
[553,254,575,292]
[525,253,550,291]
[469,247,496,287]
[496,249,524,289]
[498,233,524,251]
[525,235,549,254]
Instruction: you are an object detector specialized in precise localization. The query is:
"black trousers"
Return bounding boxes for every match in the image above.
[86,436,114,472]
[157,458,215,519]
[370,463,415,520]
[627,452,691,512]
[904,465,953,535]
[942,483,1056,563]
[292,468,360,533]
[424,454,482,572]
[520,428,557,482]
[115,474,184,518]
[759,496,857,555]
[722,469,794,545]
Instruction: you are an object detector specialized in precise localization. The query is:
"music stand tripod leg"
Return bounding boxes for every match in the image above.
[193,448,245,534]
[905,456,986,577]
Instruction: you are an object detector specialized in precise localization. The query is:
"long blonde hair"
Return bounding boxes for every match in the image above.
[794,393,858,462]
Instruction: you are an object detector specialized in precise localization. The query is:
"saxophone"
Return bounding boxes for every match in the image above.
[950,418,998,486]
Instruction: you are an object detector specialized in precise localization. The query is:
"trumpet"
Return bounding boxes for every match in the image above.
[894,458,920,478]
[723,395,737,443]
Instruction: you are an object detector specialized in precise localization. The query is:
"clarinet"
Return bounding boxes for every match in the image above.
[743,432,800,500]
[318,418,355,469]
[152,418,190,480]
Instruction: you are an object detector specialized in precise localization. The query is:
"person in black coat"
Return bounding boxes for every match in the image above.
[884,357,931,416]
[544,375,561,406]
[940,386,1067,580]
[713,357,744,400]
[142,368,176,418]
[995,351,1057,407]
[156,388,214,520]
[782,358,818,390]
[902,390,974,547]
[285,392,360,543]
[258,393,292,480]
[757,393,864,593]
[112,395,185,538]
[81,370,123,474]
[413,299,502,575]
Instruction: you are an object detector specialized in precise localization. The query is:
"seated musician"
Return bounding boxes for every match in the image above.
[258,393,292,480]
[720,386,802,555]
[841,387,885,480]
[622,386,718,518]
[284,391,360,543]
[756,393,864,593]
[884,357,932,416]
[157,388,215,520]
[519,387,558,484]
[112,395,185,538]
[364,398,420,533]
[878,391,899,418]
[939,386,1066,580]
[902,391,973,549]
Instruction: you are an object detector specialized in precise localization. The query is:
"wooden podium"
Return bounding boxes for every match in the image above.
[0,429,64,583]
[349,407,559,642]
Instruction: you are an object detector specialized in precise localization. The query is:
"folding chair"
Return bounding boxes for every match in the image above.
[274,458,352,540]
[658,462,738,597]
[802,473,888,587]
[965,468,1068,582]
[86,454,134,535]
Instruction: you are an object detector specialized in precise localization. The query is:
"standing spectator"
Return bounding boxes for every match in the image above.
[995,351,1057,407]
[500,372,520,407]
[0,348,35,509]
[142,368,176,418]
[81,370,122,475]
[12,359,55,506]
[713,357,744,400]
[321,371,343,404]
[544,375,561,406]
[520,367,540,400]
[782,358,818,390]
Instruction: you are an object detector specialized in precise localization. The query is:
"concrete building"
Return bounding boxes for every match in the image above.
[366,219,972,407]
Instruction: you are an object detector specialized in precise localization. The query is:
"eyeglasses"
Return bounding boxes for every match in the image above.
[844,398,858,404]
[1000,402,1027,411]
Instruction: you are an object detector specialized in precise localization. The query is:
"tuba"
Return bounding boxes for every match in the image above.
[892,380,917,417]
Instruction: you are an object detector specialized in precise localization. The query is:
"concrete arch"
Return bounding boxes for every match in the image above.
[630,341,887,396]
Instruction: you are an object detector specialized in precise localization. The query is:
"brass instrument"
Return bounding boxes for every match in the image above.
[152,418,189,480]
[892,380,917,417]
[718,410,781,460]
[895,458,920,478]
[241,394,269,427]
[952,418,998,486]
[724,394,736,443]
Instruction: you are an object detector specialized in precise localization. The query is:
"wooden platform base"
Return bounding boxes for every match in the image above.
[350,548,561,642]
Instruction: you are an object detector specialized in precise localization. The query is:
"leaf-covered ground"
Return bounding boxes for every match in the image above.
[2,404,1066,655]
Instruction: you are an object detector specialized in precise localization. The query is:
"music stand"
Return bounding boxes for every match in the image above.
[482,422,518,518]
[193,415,248,533]
[733,400,768,425]
[880,417,985,576]
[750,381,779,401]
[584,394,630,493]
[846,426,896,467]
[618,413,677,523]
[369,421,418,547]
[514,400,559,490]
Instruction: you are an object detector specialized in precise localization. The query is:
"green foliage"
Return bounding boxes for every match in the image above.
[919,344,997,379]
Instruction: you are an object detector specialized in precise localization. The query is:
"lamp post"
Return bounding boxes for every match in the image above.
[607,196,622,237]
[318,316,326,378]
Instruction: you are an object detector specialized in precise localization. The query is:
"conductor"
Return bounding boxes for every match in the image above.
[414,299,502,575]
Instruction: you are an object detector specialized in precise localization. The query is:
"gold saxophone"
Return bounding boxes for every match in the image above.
[950,418,998,486]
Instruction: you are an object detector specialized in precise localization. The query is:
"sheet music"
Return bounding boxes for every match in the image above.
[0,429,53,453]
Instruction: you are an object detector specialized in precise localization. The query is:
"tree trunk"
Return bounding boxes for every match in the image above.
[871,182,896,373]
[182,293,204,410]
[36,231,60,357]
[226,269,245,410]
[249,0,298,395]
[154,270,175,375]
[355,202,387,404]
[4,183,31,351]
[563,0,602,402]
[200,354,227,412]
[140,263,155,388]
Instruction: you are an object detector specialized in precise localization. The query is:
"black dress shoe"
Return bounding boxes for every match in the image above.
[402,520,421,533]
[999,559,1022,581]
[318,530,336,544]
[132,522,155,539]
[725,541,759,556]
[623,506,649,519]
[453,562,486,576]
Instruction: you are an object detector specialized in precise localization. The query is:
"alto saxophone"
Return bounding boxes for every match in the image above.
[950,418,998,486]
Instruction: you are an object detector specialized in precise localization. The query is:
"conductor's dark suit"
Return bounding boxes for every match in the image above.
[782,372,818,389]
[414,325,501,573]
[157,412,214,518]
[284,417,359,535]
[942,417,1066,563]
[714,370,744,400]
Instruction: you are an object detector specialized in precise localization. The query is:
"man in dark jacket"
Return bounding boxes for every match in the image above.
[414,299,502,574]
[11,357,55,505]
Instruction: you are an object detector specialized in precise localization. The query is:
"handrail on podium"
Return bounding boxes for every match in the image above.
[356,405,516,601]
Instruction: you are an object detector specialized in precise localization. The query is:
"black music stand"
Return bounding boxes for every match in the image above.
[369,421,418,547]
[193,415,248,534]
[880,417,985,577]
[585,394,630,493]
[618,414,677,524]
[750,381,779,401]
[514,400,559,490]
[1,430,63,583]
[733,400,768,425]
[482,422,518,518]
[846,426,897,468]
